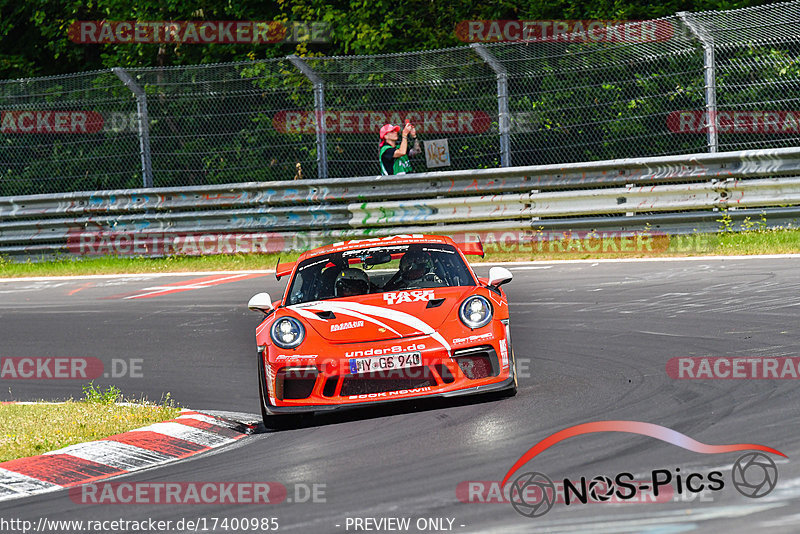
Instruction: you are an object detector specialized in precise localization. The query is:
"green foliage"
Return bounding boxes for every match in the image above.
[82,381,122,404]
[0,0,774,78]
[719,209,771,233]
[0,0,788,195]
[717,210,735,233]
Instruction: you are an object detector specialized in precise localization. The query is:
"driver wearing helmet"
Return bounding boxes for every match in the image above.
[396,248,439,286]
[334,268,370,297]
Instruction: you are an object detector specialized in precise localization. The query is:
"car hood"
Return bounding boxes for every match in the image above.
[286,287,474,343]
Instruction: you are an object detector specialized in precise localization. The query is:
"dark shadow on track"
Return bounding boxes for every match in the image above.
[253,390,517,433]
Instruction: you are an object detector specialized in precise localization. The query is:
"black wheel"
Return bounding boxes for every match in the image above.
[257,352,302,430]
[499,350,518,397]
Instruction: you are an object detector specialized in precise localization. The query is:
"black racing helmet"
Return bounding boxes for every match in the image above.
[399,249,434,281]
[334,268,370,297]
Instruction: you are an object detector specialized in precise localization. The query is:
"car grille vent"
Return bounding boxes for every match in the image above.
[453,345,500,379]
[340,373,436,396]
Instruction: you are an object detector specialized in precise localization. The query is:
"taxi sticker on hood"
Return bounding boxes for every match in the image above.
[383,290,435,305]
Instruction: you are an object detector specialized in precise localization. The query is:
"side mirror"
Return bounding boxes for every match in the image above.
[248,292,274,314]
[488,266,513,289]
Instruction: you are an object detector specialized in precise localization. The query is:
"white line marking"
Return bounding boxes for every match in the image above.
[123,273,256,299]
[637,330,688,338]
[175,413,240,429]
[130,422,234,447]
[0,469,61,501]
[0,270,274,283]
[44,441,172,470]
[3,253,800,284]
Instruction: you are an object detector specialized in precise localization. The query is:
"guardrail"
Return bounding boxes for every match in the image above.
[2,146,800,259]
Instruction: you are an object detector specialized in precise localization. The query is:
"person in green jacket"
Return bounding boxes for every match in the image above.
[379,122,420,175]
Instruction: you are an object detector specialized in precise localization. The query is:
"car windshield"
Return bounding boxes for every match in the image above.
[285,243,475,305]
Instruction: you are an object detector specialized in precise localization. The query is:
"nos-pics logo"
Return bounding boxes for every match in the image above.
[503,421,784,518]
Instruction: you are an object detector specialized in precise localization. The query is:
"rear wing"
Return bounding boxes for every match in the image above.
[275,259,296,280]
[456,239,484,258]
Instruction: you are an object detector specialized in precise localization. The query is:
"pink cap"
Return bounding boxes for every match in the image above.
[379,123,400,139]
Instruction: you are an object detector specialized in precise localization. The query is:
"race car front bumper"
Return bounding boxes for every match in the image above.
[260,341,516,414]
[262,371,517,414]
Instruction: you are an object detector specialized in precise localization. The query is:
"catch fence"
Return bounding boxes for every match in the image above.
[1,2,799,196]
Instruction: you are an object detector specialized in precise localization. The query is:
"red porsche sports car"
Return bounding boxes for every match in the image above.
[248,234,516,425]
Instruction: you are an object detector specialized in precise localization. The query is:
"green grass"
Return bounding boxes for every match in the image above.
[0,384,182,462]
[0,252,302,277]
[712,228,800,255]
[1,229,799,278]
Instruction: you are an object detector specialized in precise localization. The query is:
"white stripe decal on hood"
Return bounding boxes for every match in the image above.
[293,306,403,337]
[295,301,452,355]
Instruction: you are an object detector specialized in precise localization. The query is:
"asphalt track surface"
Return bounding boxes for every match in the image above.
[2,257,800,533]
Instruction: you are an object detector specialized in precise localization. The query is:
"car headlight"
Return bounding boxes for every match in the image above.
[270,317,305,349]
[459,295,493,329]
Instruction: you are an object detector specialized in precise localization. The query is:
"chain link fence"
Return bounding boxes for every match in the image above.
[1,1,799,197]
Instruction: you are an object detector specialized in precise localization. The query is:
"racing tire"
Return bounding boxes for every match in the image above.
[257,352,302,430]
[498,350,518,398]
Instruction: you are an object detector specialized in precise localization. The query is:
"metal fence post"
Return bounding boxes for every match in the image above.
[112,67,154,188]
[288,55,328,179]
[471,43,511,167]
[678,12,719,153]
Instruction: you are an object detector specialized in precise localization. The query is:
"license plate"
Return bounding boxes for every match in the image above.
[349,352,422,374]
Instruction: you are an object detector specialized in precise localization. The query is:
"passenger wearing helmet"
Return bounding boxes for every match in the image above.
[399,249,434,281]
[385,248,443,290]
[334,268,370,297]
